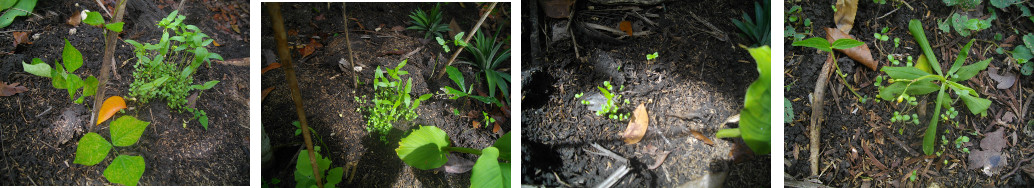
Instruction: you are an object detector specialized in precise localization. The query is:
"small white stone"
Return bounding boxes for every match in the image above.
[353,66,362,72]
[80,10,89,21]
[69,28,77,35]
[32,33,40,40]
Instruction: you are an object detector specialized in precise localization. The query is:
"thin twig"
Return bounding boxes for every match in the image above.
[437,2,497,80]
[343,3,358,89]
[95,0,112,17]
[1000,154,1034,180]
[875,7,900,20]
[810,54,835,176]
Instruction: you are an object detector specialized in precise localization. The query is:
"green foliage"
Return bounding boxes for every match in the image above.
[1009,34,1034,75]
[441,65,500,105]
[406,3,449,39]
[792,37,864,53]
[938,11,995,37]
[873,27,891,41]
[482,111,496,126]
[396,126,511,188]
[436,32,469,53]
[20,39,98,104]
[879,20,992,155]
[785,5,809,42]
[944,0,982,9]
[0,0,35,28]
[125,10,222,130]
[459,28,511,106]
[357,59,432,143]
[83,10,125,32]
[646,52,659,60]
[295,146,344,188]
[731,0,770,47]
[874,0,888,4]
[74,116,149,186]
[716,46,771,154]
[592,81,629,121]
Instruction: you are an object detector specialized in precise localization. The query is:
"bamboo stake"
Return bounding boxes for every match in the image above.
[435,2,497,80]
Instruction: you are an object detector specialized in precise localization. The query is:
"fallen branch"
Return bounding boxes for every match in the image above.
[810,54,835,176]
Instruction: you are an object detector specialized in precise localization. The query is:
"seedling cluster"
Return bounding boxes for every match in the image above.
[355,59,432,143]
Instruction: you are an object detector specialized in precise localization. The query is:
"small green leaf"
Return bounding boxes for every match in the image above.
[882,66,934,80]
[104,155,145,186]
[83,76,98,97]
[199,113,209,130]
[395,126,450,170]
[66,74,82,102]
[110,116,150,146]
[21,58,52,78]
[445,66,465,91]
[956,89,991,114]
[951,58,992,82]
[104,22,124,32]
[326,167,344,187]
[191,80,220,90]
[83,11,104,26]
[63,39,83,73]
[493,132,511,161]
[73,133,112,166]
[791,37,832,52]
[831,39,864,50]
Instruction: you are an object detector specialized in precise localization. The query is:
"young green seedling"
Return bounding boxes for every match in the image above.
[879,19,992,155]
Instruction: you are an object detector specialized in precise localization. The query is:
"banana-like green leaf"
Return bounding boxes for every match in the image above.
[396,126,450,170]
[739,46,771,154]
[471,147,508,188]
[493,132,511,161]
[791,37,831,52]
[882,66,933,80]
[951,58,992,82]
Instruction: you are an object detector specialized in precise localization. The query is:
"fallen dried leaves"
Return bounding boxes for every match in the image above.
[0,82,28,96]
[825,28,876,70]
[622,103,649,144]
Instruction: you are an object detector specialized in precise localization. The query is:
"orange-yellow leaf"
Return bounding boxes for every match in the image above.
[472,121,481,129]
[261,87,275,101]
[622,103,649,144]
[690,130,715,146]
[261,63,281,74]
[492,122,500,133]
[618,21,633,36]
[97,96,127,125]
[213,40,221,47]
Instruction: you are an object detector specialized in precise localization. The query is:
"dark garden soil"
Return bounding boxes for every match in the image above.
[521,0,770,187]
[260,2,511,187]
[785,0,1034,187]
[0,0,250,186]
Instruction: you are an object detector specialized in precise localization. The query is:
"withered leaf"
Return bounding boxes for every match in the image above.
[690,130,715,146]
[988,67,1017,89]
[68,12,82,26]
[618,21,633,36]
[622,103,649,144]
[261,87,275,101]
[12,32,30,47]
[298,39,322,58]
[261,63,281,74]
[0,82,28,96]
[834,0,858,34]
[968,128,1009,175]
[825,28,876,70]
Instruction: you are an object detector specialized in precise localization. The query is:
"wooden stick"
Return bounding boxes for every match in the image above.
[88,0,127,129]
[343,3,357,89]
[268,3,323,188]
[436,2,497,80]
[810,54,834,176]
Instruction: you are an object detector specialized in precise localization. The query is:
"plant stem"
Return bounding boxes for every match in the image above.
[89,0,127,130]
[445,146,482,155]
[833,59,864,100]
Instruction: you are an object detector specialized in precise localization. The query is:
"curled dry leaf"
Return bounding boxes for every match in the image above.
[690,130,715,146]
[622,103,649,144]
[298,38,323,58]
[834,0,858,34]
[618,21,634,36]
[492,122,501,133]
[261,63,281,74]
[0,82,28,96]
[825,28,876,70]
[12,31,30,47]
[988,67,1017,89]
[68,11,82,26]
[648,150,670,170]
[261,87,275,101]
[97,96,127,125]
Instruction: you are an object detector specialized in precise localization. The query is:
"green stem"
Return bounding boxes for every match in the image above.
[833,59,864,100]
[444,146,482,155]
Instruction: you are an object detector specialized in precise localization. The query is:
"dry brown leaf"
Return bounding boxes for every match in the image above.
[690,130,715,146]
[730,140,756,164]
[448,19,462,39]
[541,0,575,18]
[12,32,30,47]
[834,0,858,34]
[213,40,221,47]
[648,150,670,170]
[618,21,633,36]
[261,87,275,101]
[825,28,876,70]
[472,121,481,129]
[622,103,649,144]
[68,12,82,26]
[0,82,28,96]
[298,39,322,58]
[262,63,281,74]
[215,57,249,66]
[492,122,501,133]
[288,29,299,36]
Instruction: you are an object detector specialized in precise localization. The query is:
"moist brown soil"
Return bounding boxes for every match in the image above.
[521,0,770,187]
[785,0,1034,187]
[259,2,511,187]
[0,0,250,186]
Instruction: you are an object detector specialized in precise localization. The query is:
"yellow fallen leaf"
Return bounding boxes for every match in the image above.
[97,96,127,125]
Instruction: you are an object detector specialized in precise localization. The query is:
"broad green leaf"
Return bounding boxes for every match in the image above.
[199,113,209,130]
[1024,34,1034,55]
[791,37,831,52]
[915,54,934,74]
[0,0,15,11]
[83,11,104,26]
[110,116,150,146]
[739,46,771,154]
[83,76,98,97]
[104,22,124,32]
[21,58,52,78]
[882,66,933,80]
[103,155,145,186]
[436,37,446,45]
[991,0,1020,8]
[493,132,511,161]
[471,147,506,188]
[396,125,450,170]
[954,87,991,114]
[445,66,465,92]
[1012,45,1033,62]
[830,39,864,50]
[73,133,111,166]
[1023,63,1033,75]
[63,39,83,73]
[325,167,344,187]
[443,86,469,99]
[951,58,992,82]
[784,98,794,123]
[295,147,331,188]
[0,0,36,28]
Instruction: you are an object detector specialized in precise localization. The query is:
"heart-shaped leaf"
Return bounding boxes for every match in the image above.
[73,132,111,166]
[62,39,83,73]
[110,116,149,146]
[82,11,104,26]
[396,125,450,170]
[97,96,127,125]
[21,58,52,78]
[103,155,145,186]
[471,147,508,188]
